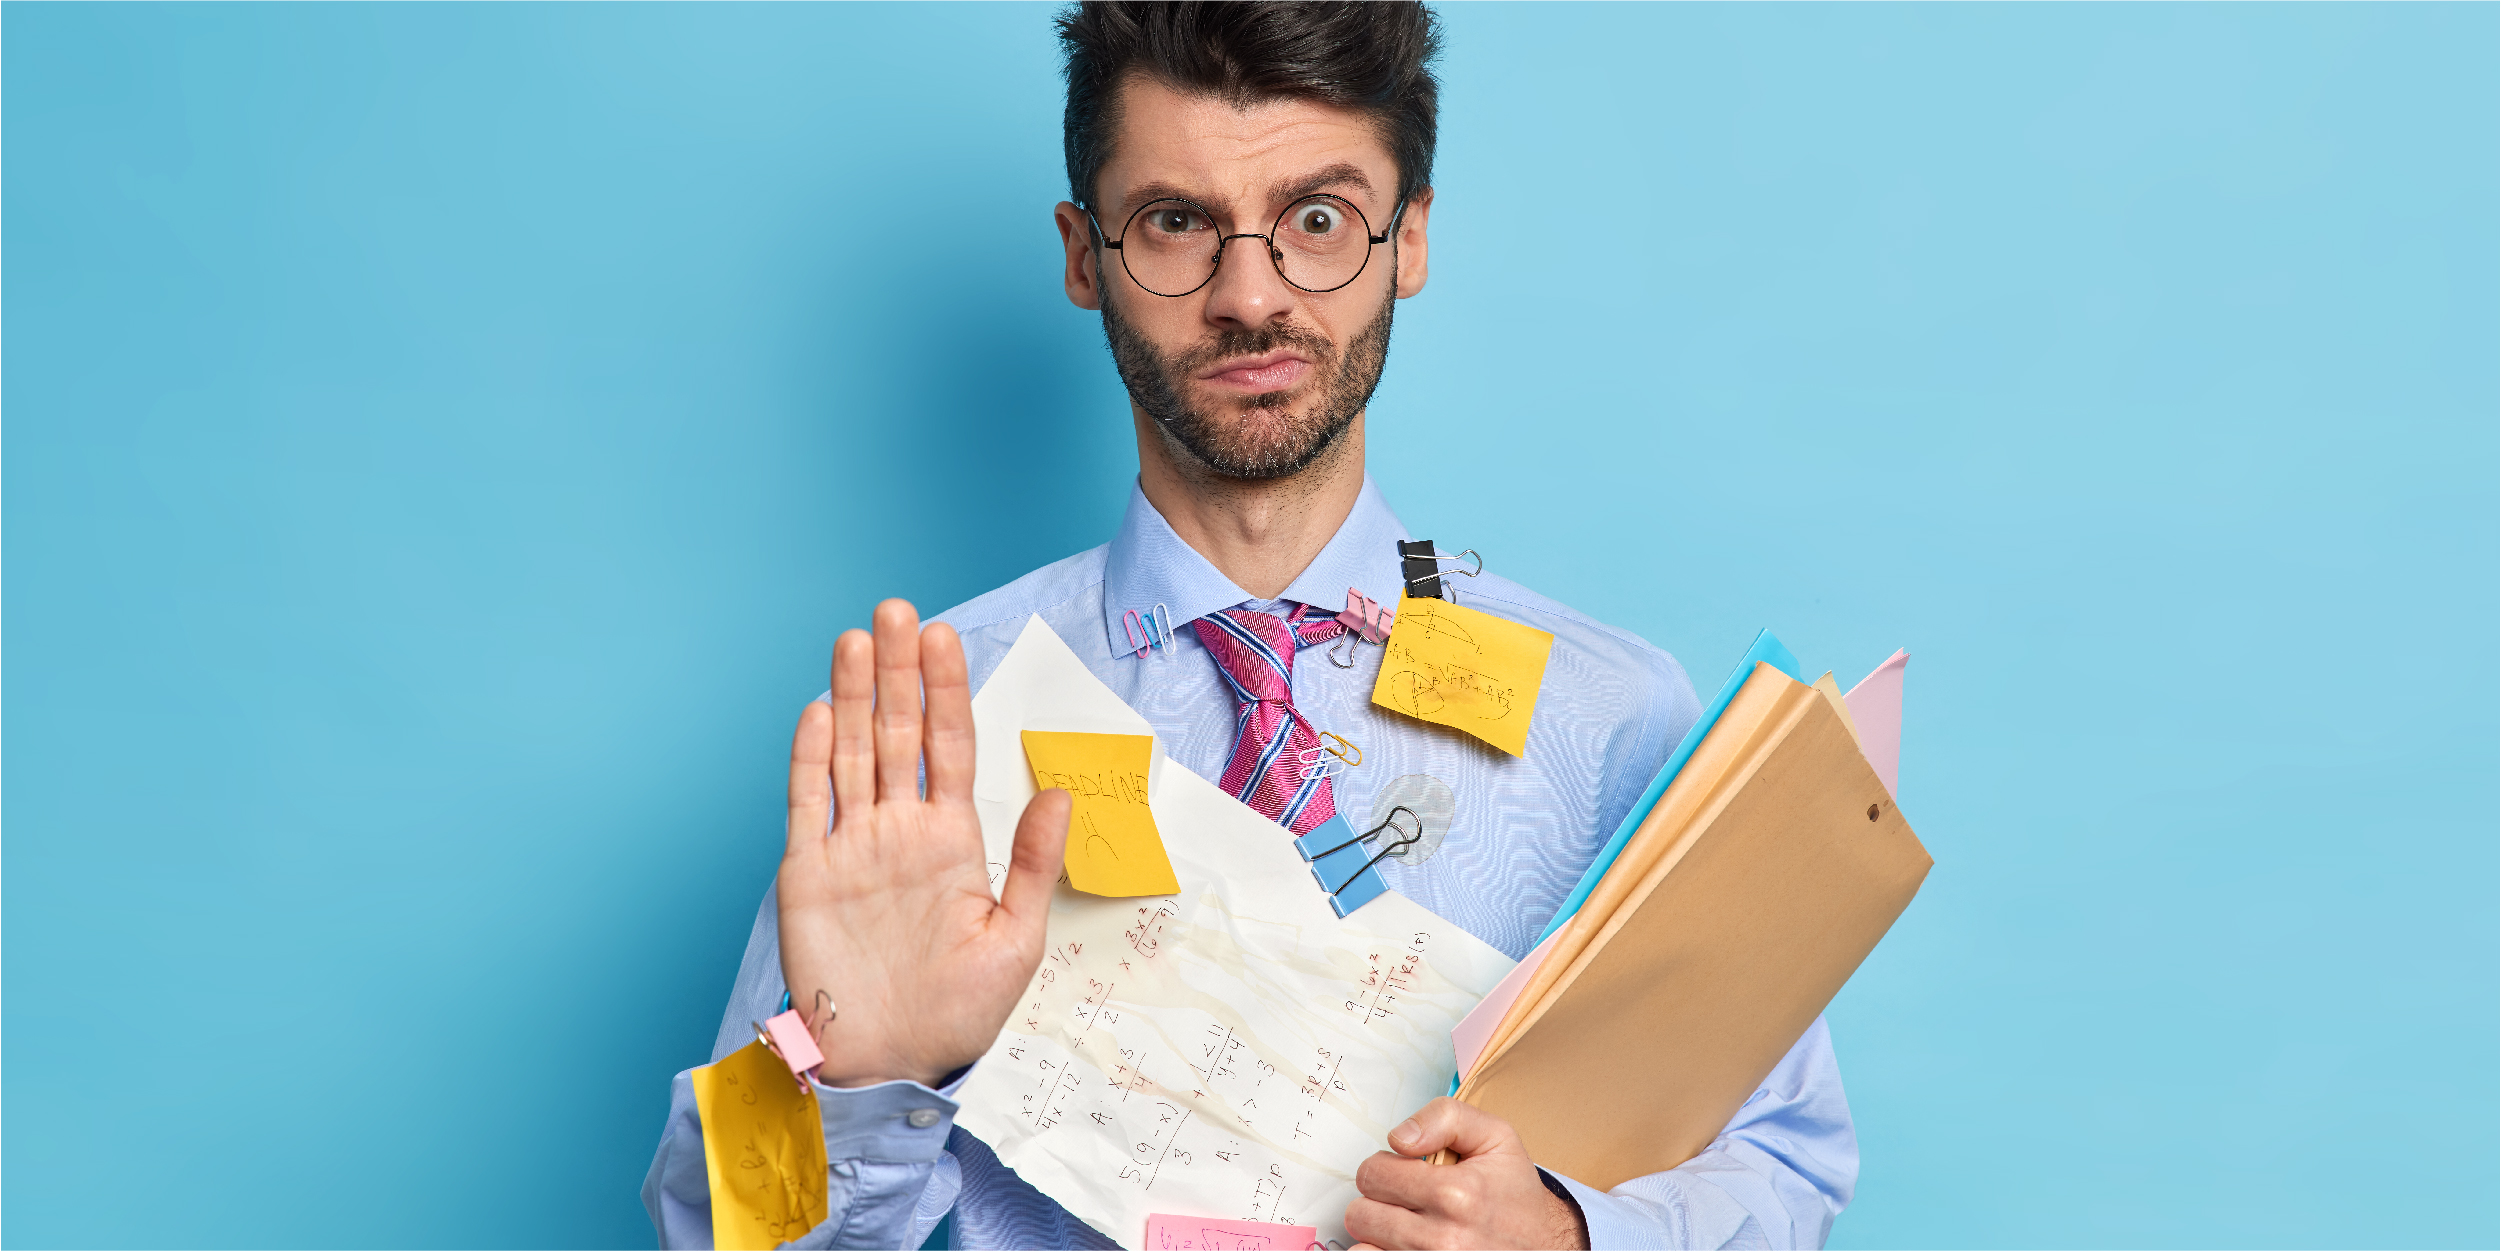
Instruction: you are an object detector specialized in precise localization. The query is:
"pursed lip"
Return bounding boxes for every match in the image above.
[1196,349,1313,392]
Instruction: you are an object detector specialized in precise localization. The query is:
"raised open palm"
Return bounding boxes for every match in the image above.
[777,598,1069,1088]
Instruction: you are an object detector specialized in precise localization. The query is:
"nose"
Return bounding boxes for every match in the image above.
[1199,232,1295,331]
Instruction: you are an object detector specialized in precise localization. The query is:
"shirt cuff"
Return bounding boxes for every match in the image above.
[811,1074,963,1164]
[1543,1167,1667,1251]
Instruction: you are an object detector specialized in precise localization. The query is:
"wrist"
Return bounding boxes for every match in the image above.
[1536,1167,1591,1250]
[809,1034,965,1090]
[814,1064,949,1090]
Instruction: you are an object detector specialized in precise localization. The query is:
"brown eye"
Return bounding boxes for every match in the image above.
[1142,205,1209,236]
[1295,204,1339,235]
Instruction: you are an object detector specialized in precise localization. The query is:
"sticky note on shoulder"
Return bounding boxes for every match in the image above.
[1370,595,1554,757]
[691,1039,828,1250]
[1145,1212,1320,1249]
[1022,730,1180,897]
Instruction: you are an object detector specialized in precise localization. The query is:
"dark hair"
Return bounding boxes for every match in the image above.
[1057,1,1443,217]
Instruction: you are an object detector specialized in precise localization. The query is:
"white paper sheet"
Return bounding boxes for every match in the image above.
[954,616,1515,1249]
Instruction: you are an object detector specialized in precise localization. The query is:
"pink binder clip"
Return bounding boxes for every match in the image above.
[1338,588,1394,643]
[755,1009,827,1091]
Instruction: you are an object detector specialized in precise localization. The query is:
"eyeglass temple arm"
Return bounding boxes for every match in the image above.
[1082,208,1125,251]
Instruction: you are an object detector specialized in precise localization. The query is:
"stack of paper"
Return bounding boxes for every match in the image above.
[1447,642,1932,1189]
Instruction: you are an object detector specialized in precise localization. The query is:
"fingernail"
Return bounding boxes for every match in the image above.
[1390,1118,1419,1147]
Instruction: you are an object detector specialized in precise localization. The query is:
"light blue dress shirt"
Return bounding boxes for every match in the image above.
[644,479,1859,1250]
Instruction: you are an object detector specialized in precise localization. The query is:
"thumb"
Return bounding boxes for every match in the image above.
[1387,1096,1522,1161]
[997,788,1071,938]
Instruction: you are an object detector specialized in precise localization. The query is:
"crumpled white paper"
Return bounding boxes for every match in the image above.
[954,616,1514,1250]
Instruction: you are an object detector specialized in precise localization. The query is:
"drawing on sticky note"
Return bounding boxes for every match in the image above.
[1369,596,1554,757]
[1143,1212,1320,1250]
[1023,730,1180,897]
[691,1040,828,1251]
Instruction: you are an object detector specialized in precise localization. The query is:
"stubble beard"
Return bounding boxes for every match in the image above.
[1103,286,1395,482]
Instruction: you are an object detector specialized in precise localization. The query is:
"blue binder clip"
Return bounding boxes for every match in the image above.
[1292,808,1423,918]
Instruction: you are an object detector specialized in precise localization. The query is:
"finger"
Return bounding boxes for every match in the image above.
[785,700,834,857]
[997,788,1070,934]
[1390,1096,1522,1161]
[829,629,876,825]
[1344,1195,1438,1251]
[1354,1150,1449,1213]
[920,622,976,806]
[870,599,925,802]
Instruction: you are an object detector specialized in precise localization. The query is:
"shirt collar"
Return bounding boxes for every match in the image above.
[1099,475,1413,660]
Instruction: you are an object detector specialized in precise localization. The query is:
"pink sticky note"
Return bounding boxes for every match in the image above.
[762,1009,825,1076]
[1843,649,1908,798]
[1450,927,1562,1080]
[1143,1214,1319,1250]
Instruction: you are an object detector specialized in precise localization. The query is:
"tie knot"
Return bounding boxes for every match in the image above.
[1191,605,1343,703]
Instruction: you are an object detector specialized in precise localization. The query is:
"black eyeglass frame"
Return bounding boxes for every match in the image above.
[1087,193,1401,297]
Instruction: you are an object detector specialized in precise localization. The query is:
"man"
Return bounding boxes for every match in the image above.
[645,4,1856,1247]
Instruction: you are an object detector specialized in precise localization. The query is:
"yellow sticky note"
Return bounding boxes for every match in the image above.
[1370,595,1555,757]
[692,1039,828,1250]
[1022,730,1180,897]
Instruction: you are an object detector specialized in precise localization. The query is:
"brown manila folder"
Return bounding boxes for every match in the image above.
[1449,662,1932,1189]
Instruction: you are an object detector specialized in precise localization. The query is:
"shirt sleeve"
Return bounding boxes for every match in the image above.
[643,1066,973,1250]
[1536,1018,1858,1250]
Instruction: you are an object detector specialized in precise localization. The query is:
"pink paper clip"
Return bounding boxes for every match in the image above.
[755,1009,826,1091]
[1122,609,1155,659]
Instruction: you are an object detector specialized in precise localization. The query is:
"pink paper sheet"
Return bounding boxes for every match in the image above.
[1843,650,1908,798]
[1450,927,1563,1080]
[1143,1214,1319,1250]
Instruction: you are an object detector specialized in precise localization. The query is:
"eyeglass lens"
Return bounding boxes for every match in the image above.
[1119,196,1375,297]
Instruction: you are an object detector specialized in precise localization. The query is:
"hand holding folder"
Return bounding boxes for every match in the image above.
[1446,641,1932,1190]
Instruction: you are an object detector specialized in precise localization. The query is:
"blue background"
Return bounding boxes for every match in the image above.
[6,4,2493,1248]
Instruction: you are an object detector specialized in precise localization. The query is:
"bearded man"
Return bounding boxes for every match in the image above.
[645,4,1858,1247]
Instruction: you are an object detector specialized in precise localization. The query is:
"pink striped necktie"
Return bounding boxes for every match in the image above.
[1191,604,1349,835]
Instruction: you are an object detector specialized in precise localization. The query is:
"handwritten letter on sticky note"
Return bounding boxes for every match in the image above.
[1370,595,1555,757]
[1022,730,1180,897]
[691,1039,828,1251]
[1145,1213,1321,1250]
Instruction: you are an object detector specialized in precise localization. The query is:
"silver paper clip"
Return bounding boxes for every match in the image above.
[1404,549,1483,603]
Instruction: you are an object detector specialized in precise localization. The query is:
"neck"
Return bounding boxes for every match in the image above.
[1132,406,1367,601]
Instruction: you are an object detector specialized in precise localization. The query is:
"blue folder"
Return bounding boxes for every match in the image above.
[1531,629,1802,945]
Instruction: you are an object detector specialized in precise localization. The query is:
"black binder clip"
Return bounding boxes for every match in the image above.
[1291,807,1423,917]
[1398,539,1443,601]
[1398,540,1482,603]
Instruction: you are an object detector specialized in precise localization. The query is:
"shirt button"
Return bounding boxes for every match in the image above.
[905,1108,942,1129]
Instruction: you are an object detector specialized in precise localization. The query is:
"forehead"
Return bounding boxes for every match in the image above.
[1098,75,1396,216]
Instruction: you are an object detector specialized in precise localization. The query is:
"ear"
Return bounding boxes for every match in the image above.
[1393,187,1433,300]
[1055,201,1105,311]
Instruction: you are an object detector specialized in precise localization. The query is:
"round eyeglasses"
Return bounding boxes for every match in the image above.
[1092,194,1394,297]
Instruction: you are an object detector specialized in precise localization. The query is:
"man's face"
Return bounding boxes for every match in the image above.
[1056,77,1432,481]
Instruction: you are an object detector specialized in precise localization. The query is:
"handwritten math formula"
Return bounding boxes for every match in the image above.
[960,630,1516,1250]
[958,886,1498,1247]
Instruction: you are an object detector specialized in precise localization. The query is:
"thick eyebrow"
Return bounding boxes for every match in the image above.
[1270,163,1375,208]
[1109,163,1381,223]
